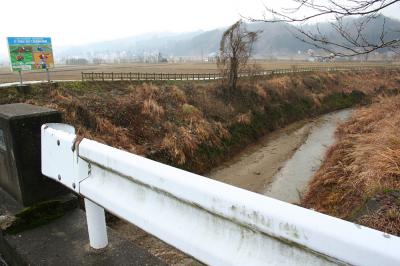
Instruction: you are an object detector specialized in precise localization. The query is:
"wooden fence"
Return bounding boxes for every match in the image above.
[81,65,400,82]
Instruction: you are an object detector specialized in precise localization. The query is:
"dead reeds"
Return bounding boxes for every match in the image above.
[302,95,400,236]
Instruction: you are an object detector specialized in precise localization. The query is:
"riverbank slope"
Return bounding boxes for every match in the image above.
[1,69,399,175]
[301,95,400,236]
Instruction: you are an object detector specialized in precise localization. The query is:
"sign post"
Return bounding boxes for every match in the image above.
[18,70,23,86]
[7,37,55,84]
[46,68,51,83]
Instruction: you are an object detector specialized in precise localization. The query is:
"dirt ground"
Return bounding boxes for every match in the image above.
[0,60,395,83]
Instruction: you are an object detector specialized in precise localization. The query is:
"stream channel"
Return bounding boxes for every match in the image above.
[209,109,353,204]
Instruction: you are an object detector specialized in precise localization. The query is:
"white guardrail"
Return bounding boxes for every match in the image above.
[41,123,400,266]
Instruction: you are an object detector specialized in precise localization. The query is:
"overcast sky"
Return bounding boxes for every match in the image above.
[1,0,399,60]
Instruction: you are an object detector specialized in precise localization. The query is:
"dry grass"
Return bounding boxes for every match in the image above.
[1,69,400,174]
[302,95,400,236]
[236,112,252,125]
[142,99,164,118]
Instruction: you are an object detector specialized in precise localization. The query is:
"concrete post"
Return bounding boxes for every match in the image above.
[0,103,66,206]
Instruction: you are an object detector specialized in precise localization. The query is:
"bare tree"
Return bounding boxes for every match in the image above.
[218,20,259,95]
[248,0,400,57]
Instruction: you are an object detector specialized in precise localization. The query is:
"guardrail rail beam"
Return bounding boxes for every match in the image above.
[41,123,400,266]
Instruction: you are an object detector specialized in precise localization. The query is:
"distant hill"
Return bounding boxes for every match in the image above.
[167,22,312,57]
[57,15,400,59]
[301,15,400,54]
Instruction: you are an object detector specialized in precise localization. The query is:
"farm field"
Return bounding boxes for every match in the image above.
[0,60,398,84]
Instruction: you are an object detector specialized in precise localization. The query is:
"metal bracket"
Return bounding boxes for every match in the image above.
[41,123,89,193]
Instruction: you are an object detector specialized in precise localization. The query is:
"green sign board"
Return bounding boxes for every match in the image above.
[7,37,54,72]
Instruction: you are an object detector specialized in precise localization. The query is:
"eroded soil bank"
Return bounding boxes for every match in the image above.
[210,109,352,204]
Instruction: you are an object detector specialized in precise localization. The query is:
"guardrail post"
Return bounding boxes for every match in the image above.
[84,198,108,249]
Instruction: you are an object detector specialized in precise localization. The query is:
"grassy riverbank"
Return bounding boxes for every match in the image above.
[302,95,400,236]
[1,69,399,175]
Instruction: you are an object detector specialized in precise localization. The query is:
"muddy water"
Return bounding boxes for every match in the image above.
[209,109,353,204]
